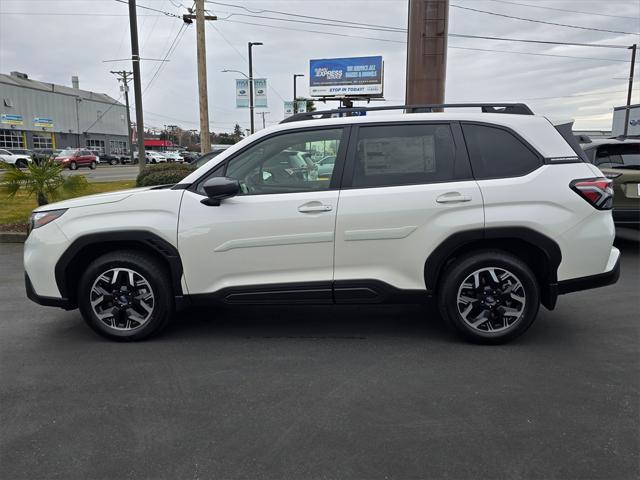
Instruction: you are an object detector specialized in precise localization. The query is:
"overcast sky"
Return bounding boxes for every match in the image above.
[1,0,639,132]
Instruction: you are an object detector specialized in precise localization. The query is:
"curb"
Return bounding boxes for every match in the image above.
[0,232,27,243]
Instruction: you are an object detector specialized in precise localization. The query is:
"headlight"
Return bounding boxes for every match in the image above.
[28,209,67,234]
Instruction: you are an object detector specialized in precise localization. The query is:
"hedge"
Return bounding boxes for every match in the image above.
[136,163,195,187]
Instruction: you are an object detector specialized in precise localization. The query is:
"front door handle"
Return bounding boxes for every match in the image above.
[298,203,333,213]
[436,192,472,204]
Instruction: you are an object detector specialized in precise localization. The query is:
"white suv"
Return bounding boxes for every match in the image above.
[24,104,620,343]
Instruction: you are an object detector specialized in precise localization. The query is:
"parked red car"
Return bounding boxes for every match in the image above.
[54,149,97,170]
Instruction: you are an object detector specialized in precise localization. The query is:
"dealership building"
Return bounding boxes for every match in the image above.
[0,71,129,154]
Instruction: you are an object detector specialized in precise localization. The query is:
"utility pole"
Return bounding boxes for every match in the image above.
[181,0,217,154]
[406,0,449,105]
[623,43,637,138]
[258,111,270,129]
[111,70,133,157]
[248,41,263,134]
[293,73,304,114]
[128,0,146,171]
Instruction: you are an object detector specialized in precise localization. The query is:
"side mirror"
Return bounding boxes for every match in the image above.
[201,176,240,206]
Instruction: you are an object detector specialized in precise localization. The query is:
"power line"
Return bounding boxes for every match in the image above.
[449,46,630,63]
[448,33,631,49]
[450,4,640,36]
[113,0,182,19]
[144,23,190,94]
[206,1,405,32]
[486,0,638,21]
[206,21,287,102]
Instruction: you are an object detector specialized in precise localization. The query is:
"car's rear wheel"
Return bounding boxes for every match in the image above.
[15,159,27,169]
[69,161,78,170]
[89,160,96,170]
[78,251,173,341]
[438,250,540,344]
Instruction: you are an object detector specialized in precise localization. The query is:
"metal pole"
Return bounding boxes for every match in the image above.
[248,43,255,134]
[293,75,297,114]
[196,0,211,153]
[128,0,146,170]
[623,43,637,138]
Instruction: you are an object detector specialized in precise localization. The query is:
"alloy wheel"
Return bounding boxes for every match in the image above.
[456,267,526,333]
[89,268,155,332]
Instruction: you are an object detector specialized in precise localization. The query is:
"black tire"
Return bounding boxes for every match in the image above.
[15,159,28,169]
[69,161,78,170]
[437,250,540,344]
[110,159,118,166]
[77,250,174,341]
[89,160,96,170]
[151,158,157,164]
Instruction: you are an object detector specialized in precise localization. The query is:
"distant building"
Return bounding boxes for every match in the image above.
[0,71,129,154]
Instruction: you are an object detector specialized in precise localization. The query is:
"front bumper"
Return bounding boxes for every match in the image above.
[557,248,621,295]
[25,274,73,310]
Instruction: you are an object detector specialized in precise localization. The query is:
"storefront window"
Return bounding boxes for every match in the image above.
[86,139,105,153]
[33,133,53,149]
[0,129,25,149]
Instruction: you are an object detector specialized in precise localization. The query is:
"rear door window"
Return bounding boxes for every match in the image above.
[462,123,542,179]
[349,123,470,188]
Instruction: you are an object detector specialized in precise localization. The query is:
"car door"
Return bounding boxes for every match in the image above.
[178,126,348,301]
[333,122,484,299]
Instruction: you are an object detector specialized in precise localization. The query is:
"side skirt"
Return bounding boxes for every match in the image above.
[186,280,429,306]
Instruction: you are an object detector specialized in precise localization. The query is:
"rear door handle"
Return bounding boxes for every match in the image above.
[298,203,333,213]
[436,192,472,204]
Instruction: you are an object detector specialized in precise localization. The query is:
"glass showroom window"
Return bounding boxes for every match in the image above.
[33,133,53,149]
[0,129,25,149]
[110,140,128,155]
[86,139,105,154]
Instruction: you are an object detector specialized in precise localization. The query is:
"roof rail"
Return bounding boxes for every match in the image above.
[280,103,534,124]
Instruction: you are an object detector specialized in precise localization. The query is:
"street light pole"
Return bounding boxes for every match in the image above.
[293,73,304,113]
[248,42,262,135]
[624,43,637,138]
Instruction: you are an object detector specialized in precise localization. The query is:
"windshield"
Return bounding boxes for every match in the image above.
[57,149,77,157]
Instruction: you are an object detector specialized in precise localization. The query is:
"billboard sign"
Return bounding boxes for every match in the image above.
[1,114,23,126]
[236,79,249,108]
[309,56,383,97]
[283,101,294,117]
[254,78,268,108]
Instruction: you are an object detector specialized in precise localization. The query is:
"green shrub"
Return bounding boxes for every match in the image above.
[136,163,195,187]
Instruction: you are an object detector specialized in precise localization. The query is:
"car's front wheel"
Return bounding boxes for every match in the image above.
[89,160,96,170]
[438,250,540,344]
[16,159,28,169]
[78,251,174,341]
[69,161,78,170]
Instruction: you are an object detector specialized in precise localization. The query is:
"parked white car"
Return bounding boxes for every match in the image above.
[133,151,167,164]
[0,148,32,168]
[162,151,184,163]
[24,103,620,343]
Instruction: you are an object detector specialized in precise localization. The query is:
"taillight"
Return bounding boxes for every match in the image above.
[570,177,613,210]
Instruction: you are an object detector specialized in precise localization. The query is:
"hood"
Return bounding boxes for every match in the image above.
[34,186,153,212]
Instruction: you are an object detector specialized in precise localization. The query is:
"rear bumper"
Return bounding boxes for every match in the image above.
[557,248,620,295]
[25,273,74,310]
[613,208,640,227]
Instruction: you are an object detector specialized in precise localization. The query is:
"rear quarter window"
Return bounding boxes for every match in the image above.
[462,123,542,179]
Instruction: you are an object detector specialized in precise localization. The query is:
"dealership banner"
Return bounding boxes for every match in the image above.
[236,79,249,108]
[309,56,383,97]
[254,78,268,108]
[283,101,294,117]
[34,117,54,128]
[296,101,307,113]
[1,114,23,125]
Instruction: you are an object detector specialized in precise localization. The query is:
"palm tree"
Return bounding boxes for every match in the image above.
[0,158,88,206]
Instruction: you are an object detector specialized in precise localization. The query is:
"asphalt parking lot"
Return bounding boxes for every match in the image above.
[1,238,638,480]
